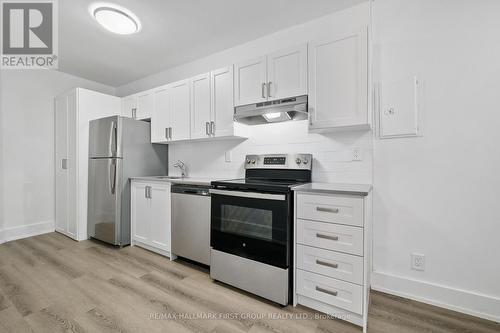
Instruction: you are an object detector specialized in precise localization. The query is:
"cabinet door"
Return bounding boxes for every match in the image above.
[55,96,68,234]
[190,73,211,139]
[234,56,267,106]
[308,27,368,129]
[211,66,234,137]
[151,86,171,143]
[267,44,307,100]
[170,79,191,141]
[121,95,137,118]
[150,184,171,252]
[131,183,151,244]
[136,91,153,120]
[66,91,78,239]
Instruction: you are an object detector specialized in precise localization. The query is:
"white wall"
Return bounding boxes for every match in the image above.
[117,3,372,184]
[0,70,115,242]
[372,0,500,322]
[168,122,372,183]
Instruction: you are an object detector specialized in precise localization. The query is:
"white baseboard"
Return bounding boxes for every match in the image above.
[1,220,55,243]
[371,271,500,324]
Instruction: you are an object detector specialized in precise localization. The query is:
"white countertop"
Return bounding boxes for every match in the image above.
[292,182,372,196]
[130,176,222,186]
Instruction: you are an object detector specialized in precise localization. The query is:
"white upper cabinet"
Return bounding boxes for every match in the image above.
[121,95,137,118]
[211,66,236,138]
[121,91,153,120]
[169,79,191,141]
[267,44,308,101]
[136,91,154,120]
[234,56,267,106]
[308,27,369,132]
[190,73,212,139]
[234,44,308,106]
[151,86,171,143]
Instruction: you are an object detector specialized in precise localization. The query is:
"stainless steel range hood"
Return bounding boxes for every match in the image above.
[234,95,308,125]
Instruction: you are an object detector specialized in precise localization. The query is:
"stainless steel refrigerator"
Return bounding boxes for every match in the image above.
[87,116,168,246]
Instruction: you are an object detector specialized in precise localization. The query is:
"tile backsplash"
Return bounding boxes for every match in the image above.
[168,120,373,184]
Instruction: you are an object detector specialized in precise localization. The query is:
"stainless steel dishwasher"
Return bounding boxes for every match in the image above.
[171,184,211,265]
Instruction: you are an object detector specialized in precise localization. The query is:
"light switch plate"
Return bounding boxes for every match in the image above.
[225,151,232,162]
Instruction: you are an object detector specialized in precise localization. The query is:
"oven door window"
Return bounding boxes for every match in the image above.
[220,205,273,241]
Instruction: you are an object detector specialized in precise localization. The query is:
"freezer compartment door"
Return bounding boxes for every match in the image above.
[89,116,122,158]
[88,158,123,245]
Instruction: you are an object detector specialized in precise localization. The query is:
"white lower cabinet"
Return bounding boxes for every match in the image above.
[294,189,372,333]
[131,180,173,258]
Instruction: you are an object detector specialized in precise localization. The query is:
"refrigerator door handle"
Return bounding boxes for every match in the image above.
[112,121,118,156]
[109,159,117,194]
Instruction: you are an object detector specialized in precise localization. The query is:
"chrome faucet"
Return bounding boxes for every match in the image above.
[173,160,187,177]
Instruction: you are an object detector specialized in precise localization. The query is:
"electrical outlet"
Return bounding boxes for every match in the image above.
[411,253,425,271]
[352,147,362,161]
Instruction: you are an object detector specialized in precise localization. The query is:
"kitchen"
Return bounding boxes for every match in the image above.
[1,1,499,332]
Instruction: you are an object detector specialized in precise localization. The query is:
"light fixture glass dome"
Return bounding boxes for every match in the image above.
[90,3,141,35]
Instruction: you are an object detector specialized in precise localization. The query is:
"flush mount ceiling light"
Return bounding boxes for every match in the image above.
[90,3,141,35]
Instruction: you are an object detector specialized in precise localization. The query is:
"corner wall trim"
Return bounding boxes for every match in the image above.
[1,220,55,243]
[371,271,500,324]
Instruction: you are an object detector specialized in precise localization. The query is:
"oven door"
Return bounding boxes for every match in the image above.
[210,189,291,268]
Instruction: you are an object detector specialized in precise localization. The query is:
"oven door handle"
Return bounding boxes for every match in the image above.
[209,189,286,201]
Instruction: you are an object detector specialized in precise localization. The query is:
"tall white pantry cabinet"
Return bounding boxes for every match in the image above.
[54,88,121,241]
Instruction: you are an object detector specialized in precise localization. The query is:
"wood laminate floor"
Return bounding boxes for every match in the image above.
[0,232,498,333]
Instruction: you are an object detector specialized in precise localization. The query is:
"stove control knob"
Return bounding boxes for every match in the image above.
[251,159,256,164]
[295,158,302,165]
[246,159,251,164]
[303,159,309,165]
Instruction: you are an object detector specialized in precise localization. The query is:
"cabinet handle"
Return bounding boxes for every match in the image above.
[169,127,173,140]
[262,82,267,98]
[268,81,272,97]
[316,259,338,269]
[315,286,338,297]
[165,128,169,139]
[205,122,210,135]
[316,207,339,214]
[61,158,68,170]
[316,233,339,241]
[145,186,148,198]
[309,107,314,126]
[132,108,137,119]
[210,121,215,136]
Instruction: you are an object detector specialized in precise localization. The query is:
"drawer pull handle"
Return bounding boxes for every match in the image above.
[316,260,338,269]
[316,233,339,241]
[316,207,339,213]
[316,286,338,297]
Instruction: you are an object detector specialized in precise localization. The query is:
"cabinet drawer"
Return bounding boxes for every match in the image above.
[297,219,363,256]
[296,244,363,285]
[297,193,363,227]
[296,269,363,315]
